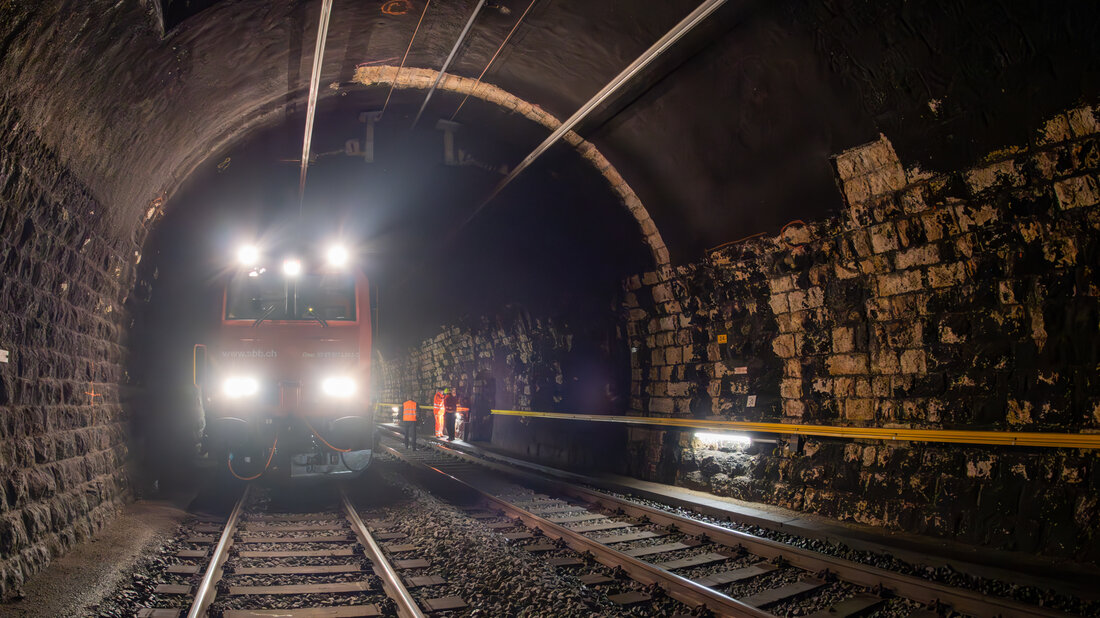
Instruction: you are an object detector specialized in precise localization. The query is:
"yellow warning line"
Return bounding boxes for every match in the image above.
[487,409,1100,449]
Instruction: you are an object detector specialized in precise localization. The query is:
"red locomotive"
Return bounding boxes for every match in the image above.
[193,241,374,480]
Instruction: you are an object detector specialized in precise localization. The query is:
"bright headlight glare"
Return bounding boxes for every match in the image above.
[237,245,259,266]
[326,245,349,267]
[694,432,751,446]
[283,258,302,277]
[223,377,259,399]
[321,377,356,398]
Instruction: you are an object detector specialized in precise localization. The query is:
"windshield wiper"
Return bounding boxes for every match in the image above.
[252,304,277,327]
[305,307,328,328]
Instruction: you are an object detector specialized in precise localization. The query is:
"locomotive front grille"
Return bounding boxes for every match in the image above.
[279,380,301,408]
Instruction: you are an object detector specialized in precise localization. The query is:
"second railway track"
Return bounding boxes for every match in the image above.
[376,425,1084,618]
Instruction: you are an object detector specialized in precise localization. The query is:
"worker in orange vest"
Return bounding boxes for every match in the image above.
[402,398,419,450]
[433,389,446,438]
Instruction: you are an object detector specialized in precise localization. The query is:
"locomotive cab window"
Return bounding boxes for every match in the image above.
[225,270,356,322]
[296,273,356,321]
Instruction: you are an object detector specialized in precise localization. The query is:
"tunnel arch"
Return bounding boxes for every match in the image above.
[350,65,669,269]
[149,66,669,272]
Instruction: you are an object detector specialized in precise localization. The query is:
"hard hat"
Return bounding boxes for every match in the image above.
[444,387,451,394]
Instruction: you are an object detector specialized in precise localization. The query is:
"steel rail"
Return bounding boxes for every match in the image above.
[340,488,426,618]
[490,409,1100,449]
[469,0,727,220]
[186,484,250,618]
[410,0,487,129]
[406,436,1069,618]
[380,443,768,617]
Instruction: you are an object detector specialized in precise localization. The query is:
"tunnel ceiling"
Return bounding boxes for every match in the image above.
[2,0,1098,263]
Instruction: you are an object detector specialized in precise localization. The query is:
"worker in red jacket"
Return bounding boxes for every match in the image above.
[433,389,446,438]
[443,388,458,441]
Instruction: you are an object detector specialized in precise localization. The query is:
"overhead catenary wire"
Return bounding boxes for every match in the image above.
[410,0,487,129]
[460,0,728,230]
[381,0,433,120]
[298,0,335,216]
[449,0,538,121]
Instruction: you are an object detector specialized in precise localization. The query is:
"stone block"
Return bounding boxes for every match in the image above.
[870,350,900,375]
[844,398,875,421]
[869,223,899,253]
[876,270,924,296]
[827,354,869,375]
[1038,114,1072,144]
[966,159,1022,194]
[1054,175,1100,210]
[649,397,675,415]
[768,293,790,315]
[832,327,856,353]
[927,262,967,288]
[894,244,940,270]
[780,378,802,399]
[1068,106,1100,137]
[783,399,805,418]
[772,334,797,358]
[899,349,928,374]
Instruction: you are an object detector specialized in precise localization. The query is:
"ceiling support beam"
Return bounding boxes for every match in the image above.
[471,0,727,219]
[411,0,487,129]
[298,0,335,212]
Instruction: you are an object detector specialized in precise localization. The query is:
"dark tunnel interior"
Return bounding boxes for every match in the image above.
[3,0,1100,610]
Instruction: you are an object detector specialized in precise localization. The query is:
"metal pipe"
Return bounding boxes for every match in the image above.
[341,489,426,618]
[468,0,727,220]
[187,484,250,618]
[298,0,335,212]
[490,409,1100,449]
[411,0,487,129]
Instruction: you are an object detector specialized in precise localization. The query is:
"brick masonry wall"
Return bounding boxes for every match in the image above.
[0,102,143,598]
[379,308,630,469]
[623,106,1100,561]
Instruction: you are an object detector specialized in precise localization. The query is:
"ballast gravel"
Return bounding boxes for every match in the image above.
[355,460,697,616]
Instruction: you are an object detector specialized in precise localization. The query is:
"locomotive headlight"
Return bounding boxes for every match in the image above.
[283,258,302,277]
[326,245,349,267]
[237,245,260,266]
[223,376,260,399]
[321,376,357,398]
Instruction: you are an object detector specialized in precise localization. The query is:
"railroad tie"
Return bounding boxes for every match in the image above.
[738,577,826,608]
[691,562,777,587]
[589,530,666,544]
[607,591,652,606]
[421,596,468,612]
[221,606,382,617]
[654,551,730,571]
[622,541,696,558]
[227,581,379,596]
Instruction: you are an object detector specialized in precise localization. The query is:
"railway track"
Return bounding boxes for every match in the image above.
[377,427,1076,618]
[136,485,427,618]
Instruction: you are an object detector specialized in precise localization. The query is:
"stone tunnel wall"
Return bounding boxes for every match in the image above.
[378,306,630,470]
[0,102,141,598]
[623,105,1100,562]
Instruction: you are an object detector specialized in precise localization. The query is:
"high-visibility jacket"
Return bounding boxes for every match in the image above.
[402,400,418,422]
[433,391,446,437]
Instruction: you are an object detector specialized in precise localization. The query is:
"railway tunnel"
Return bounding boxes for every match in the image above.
[2,0,1100,614]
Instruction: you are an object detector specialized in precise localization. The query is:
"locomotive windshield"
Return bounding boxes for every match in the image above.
[225,270,356,322]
